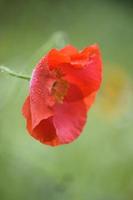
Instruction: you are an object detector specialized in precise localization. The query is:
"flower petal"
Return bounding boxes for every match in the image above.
[59,45,78,56]
[30,64,55,129]
[53,101,87,144]
[22,96,60,146]
[47,49,70,70]
[31,117,60,146]
[22,96,33,135]
[64,82,83,102]
[84,92,97,110]
[22,96,31,119]
[60,45,102,98]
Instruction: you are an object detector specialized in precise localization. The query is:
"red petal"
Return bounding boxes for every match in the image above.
[22,96,31,119]
[84,92,97,110]
[53,100,87,144]
[64,83,83,102]
[60,44,102,97]
[47,45,78,70]
[59,45,78,56]
[30,64,55,129]
[31,117,60,146]
[47,49,70,70]
[22,96,60,146]
[22,96,33,135]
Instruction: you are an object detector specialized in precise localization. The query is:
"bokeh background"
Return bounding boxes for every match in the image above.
[0,0,133,199]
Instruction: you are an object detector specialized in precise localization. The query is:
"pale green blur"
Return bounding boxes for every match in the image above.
[0,0,133,200]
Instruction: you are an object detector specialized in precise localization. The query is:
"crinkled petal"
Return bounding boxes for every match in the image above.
[59,45,78,56]
[53,100,87,144]
[47,49,70,70]
[60,45,102,98]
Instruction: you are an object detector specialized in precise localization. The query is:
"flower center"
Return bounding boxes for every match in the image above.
[52,79,69,103]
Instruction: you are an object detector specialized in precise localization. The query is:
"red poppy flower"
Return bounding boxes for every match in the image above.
[22,44,102,146]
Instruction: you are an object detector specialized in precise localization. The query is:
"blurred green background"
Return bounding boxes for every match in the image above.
[0,0,133,199]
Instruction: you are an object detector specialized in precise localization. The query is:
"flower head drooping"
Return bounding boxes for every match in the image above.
[22,44,102,146]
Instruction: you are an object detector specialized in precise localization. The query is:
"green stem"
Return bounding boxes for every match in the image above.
[0,66,31,81]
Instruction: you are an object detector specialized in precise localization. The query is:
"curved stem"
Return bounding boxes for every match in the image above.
[0,66,31,81]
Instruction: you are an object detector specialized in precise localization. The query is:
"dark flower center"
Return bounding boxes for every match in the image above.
[52,79,69,103]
